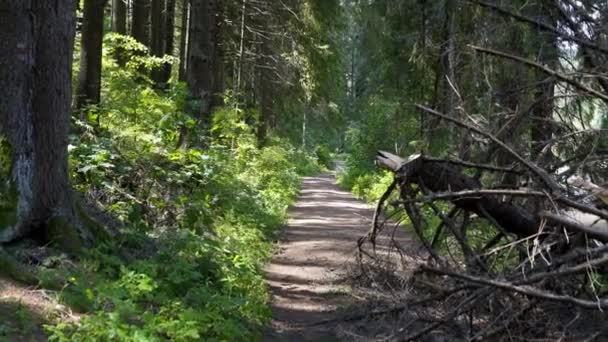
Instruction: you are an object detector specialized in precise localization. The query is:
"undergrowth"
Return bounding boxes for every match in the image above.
[43,34,321,341]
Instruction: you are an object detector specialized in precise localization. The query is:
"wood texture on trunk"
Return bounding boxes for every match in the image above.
[212,1,225,107]
[150,0,164,83]
[112,0,127,34]
[178,0,189,81]
[376,152,540,238]
[160,0,176,83]
[0,0,78,242]
[186,0,216,121]
[75,0,109,111]
[257,36,274,146]
[132,0,150,46]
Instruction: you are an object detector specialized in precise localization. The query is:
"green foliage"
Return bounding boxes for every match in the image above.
[0,301,35,338]
[0,137,12,179]
[48,40,322,340]
[104,33,174,75]
[315,145,335,169]
[0,137,18,229]
[46,231,271,341]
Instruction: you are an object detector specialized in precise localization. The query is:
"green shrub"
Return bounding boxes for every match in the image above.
[315,145,335,169]
[48,35,321,341]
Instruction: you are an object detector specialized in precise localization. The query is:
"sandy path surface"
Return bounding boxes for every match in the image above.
[263,172,416,341]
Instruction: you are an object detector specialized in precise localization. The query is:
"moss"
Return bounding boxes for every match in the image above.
[0,138,18,232]
[46,217,83,255]
[0,137,13,179]
[76,202,110,243]
[0,185,18,232]
[0,251,38,285]
[35,269,66,291]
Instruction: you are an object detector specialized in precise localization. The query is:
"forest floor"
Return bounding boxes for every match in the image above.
[262,171,420,341]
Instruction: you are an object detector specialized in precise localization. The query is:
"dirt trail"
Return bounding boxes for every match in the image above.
[263,171,416,341]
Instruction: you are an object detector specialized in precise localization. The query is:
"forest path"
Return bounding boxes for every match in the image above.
[262,171,416,341]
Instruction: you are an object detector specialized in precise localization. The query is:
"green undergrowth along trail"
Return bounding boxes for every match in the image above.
[44,35,321,341]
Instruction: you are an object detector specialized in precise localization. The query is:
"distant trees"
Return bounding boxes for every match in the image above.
[0,0,346,247]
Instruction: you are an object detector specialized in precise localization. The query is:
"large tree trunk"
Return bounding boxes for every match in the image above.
[75,0,109,112]
[530,1,557,161]
[150,0,164,83]
[112,0,127,34]
[212,1,225,107]
[178,0,189,81]
[186,0,216,122]
[131,0,150,46]
[160,0,176,84]
[257,35,274,146]
[0,0,80,244]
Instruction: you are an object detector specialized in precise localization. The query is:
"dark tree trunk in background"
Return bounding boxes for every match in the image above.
[178,0,189,81]
[150,0,164,83]
[530,1,557,161]
[187,0,216,122]
[0,0,79,243]
[132,0,150,46]
[257,36,274,146]
[160,0,176,84]
[75,0,109,112]
[212,2,225,107]
[112,0,127,34]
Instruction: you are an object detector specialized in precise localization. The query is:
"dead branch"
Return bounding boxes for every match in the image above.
[468,0,608,55]
[423,156,523,174]
[369,178,397,247]
[421,265,608,310]
[540,211,608,242]
[377,151,541,238]
[415,104,561,191]
[468,45,608,104]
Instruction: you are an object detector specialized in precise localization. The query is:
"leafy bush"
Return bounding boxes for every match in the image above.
[47,36,321,341]
[315,145,335,169]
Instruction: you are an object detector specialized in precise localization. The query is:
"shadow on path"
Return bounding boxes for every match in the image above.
[262,172,416,341]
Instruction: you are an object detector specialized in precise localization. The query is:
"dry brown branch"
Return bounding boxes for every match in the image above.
[421,265,608,309]
[397,188,547,202]
[468,45,608,104]
[403,288,491,341]
[415,104,561,191]
[468,0,608,55]
[540,211,608,242]
[369,178,397,247]
[423,156,523,174]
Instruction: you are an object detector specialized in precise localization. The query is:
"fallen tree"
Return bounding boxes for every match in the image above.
[357,112,608,340]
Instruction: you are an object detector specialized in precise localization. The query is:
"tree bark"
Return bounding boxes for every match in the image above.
[159,0,176,84]
[187,0,216,122]
[530,1,557,161]
[131,0,150,46]
[75,0,109,112]
[235,0,248,94]
[178,0,189,81]
[112,0,127,34]
[376,152,540,239]
[212,1,225,107]
[257,35,274,146]
[150,0,164,83]
[150,0,163,56]
[0,0,80,243]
